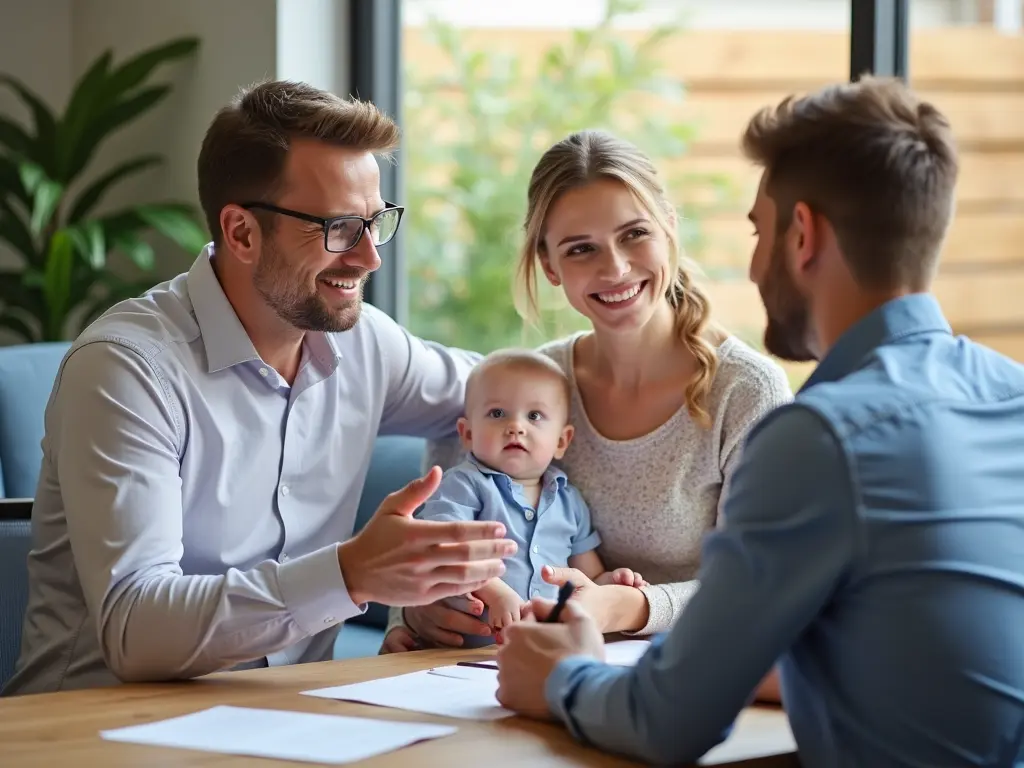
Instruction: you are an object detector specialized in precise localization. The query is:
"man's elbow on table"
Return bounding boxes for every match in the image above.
[97,583,233,684]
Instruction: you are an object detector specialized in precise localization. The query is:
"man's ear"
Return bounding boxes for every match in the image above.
[456,417,472,450]
[553,424,574,459]
[220,204,261,266]
[789,201,819,278]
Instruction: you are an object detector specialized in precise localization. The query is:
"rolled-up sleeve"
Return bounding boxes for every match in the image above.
[544,405,858,765]
[54,341,362,683]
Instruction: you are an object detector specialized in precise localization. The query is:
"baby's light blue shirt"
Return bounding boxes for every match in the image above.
[416,455,601,605]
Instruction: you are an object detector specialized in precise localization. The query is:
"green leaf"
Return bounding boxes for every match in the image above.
[0,116,34,158]
[102,38,199,102]
[18,160,46,195]
[0,310,37,343]
[78,275,152,331]
[136,203,208,254]
[67,85,172,180]
[67,154,162,223]
[56,51,113,182]
[68,220,106,269]
[0,198,38,264]
[29,176,63,237]
[112,230,155,271]
[0,153,31,207]
[42,229,75,339]
[0,75,58,175]
[0,269,45,321]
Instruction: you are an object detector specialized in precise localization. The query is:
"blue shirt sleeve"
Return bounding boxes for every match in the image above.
[544,404,860,765]
[567,485,602,555]
[415,466,483,523]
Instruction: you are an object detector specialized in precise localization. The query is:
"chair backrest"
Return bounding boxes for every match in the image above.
[0,498,33,689]
[351,436,426,629]
[0,342,72,498]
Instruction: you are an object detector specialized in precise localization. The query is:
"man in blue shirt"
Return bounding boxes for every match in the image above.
[494,76,1024,766]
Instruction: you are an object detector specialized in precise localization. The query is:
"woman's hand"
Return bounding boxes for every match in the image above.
[541,565,650,633]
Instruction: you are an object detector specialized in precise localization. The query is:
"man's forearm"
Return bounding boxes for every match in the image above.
[101,545,362,682]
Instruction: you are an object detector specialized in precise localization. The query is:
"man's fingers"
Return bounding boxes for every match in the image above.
[525,596,558,622]
[413,519,509,546]
[555,597,594,625]
[428,538,517,565]
[380,466,443,517]
[424,577,502,606]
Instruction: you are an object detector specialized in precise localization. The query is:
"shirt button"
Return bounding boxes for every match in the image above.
[280,553,289,563]
[324,617,334,624]
[532,545,539,553]
[259,367,269,377]
[280,485,290,496]
[524,510,535,521]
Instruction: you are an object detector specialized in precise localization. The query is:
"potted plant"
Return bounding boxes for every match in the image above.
[0,37,208,343]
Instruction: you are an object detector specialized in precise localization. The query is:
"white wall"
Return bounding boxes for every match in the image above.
[0,0,353,282]
[70,0,280,276]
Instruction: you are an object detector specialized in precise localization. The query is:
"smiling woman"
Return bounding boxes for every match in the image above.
[393,133,793,698]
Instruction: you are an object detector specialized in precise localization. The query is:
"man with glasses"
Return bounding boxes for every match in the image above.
[3,81,514,695]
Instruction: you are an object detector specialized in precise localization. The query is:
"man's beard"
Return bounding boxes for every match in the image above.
[759,235,817,363]
[254,240,365,333]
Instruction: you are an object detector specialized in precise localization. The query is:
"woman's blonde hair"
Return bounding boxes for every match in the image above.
[514,130,719,427]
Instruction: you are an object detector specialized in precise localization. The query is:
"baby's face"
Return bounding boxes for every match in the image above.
[458,367,572,481]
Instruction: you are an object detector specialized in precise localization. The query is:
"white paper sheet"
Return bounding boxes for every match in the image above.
[452,639,652,672]
[602,639,651,666]
[99,704,456,764]
[302,669,513,721]
[699,708,797,765]
[428,664,499,683]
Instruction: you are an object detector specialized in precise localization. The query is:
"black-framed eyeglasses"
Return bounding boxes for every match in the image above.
[241,201,405,253]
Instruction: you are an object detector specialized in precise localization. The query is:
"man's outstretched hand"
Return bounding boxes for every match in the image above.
[338,466,517,606]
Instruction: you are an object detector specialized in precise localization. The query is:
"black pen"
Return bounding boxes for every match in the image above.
[545,580,575,623]
[455,660,497,670]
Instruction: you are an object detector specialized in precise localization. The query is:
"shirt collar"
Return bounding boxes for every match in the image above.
[186,244,344,375]
[187,245,261,373]
[801,293,952,393]
[467,453,568,489]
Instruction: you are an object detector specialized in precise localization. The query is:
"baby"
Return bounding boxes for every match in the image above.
[415,348,646,646]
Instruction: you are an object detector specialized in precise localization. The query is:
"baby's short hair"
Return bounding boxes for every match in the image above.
[465,347,570,410]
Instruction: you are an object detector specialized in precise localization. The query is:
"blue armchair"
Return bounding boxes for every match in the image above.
[0,342,71,499]
[0,339,423,661]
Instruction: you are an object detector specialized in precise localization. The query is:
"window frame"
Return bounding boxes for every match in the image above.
[350,0,913,320]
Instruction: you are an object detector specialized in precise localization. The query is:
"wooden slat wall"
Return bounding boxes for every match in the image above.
[405,27,1024,366]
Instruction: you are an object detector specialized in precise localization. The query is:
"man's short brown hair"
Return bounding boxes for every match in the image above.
[197,80,400,245]
[742,75,958,291]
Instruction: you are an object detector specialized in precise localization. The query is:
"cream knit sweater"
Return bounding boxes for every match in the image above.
[385,333,792,638]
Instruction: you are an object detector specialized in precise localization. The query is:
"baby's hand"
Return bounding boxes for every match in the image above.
[486,591,526,630]
[596,567,648,588]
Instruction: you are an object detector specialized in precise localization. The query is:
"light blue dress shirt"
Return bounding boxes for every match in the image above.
[418,455,600,645]
[545,294,1024,766]
[3,247,478,696]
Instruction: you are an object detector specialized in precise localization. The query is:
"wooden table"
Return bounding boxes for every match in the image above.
[0,648,798,766]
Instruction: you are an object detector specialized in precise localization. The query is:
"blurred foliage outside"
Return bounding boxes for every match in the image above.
[402,0,741,353]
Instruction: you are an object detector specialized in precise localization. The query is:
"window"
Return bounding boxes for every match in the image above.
[908,0,1024,363]
[392,0,852,387]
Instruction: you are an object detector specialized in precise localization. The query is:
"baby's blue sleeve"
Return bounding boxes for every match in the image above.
[568,486,602,555]
[416,466,484,523]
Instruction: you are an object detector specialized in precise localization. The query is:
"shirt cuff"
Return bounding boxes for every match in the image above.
[545,655,600,740]
[277,544,365,635]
